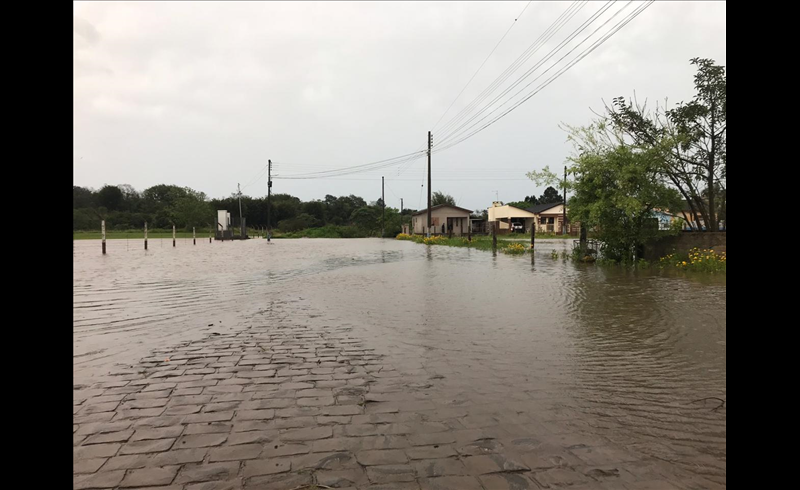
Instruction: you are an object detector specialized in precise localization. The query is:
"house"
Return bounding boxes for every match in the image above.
[487,202,538,233]
[411,204,472,236]
[486,201,573,234]
[528,202,569,234]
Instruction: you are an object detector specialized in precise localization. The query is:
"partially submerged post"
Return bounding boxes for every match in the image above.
[530,222,535,250]
[492,221,497,249]
[172,225,176,247]
[101,220,106,255]
[193,227,196,245]
[144,222,148,250]
[579,223,587,255]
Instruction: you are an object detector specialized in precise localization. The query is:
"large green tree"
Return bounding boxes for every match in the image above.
[605,58,726,231]
[530,124,682,262]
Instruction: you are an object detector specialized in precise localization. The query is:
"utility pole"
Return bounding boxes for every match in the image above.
[267,159,272,242]
[237,183,244,237]
[400,198,404,233]
[427,131,432,237]
[563,165,567,235]
[381,176,385,238]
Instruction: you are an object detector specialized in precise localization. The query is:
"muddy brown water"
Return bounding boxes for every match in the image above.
[73,237,726,485]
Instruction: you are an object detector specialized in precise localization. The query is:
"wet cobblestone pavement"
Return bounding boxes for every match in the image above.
[74,308,722,489]
[74,239,725,489]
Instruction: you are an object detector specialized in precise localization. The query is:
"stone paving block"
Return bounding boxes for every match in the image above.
[479,473,540,490]
[73,470,125,489]
[175,462,240,484]
[411,458,468,478]
[165,404,203,415]
[282,425,333,441]
[183,423,233,435]
[234,409,275,421]
[119,465,180,487]
[419,476,485,490]
[406,445,458,460]
[570,446,640,465]
[175,433,229,448]
[151,448,208,466]
[122,398,170,409]
[101,454,152,471]
[291,451,357,471]
[208,443,263,462]
[73,457,108,474]
[130,427,185,441]
[315,468,369,487]
[246,472,312,490]
[462,454,530,475]
[83,429,134,445]
[362,483,421,490]
[184,479,243,490]
[241,459,291,478]
[182,411,235,424]
[531,467,592,488]
[74,443,121,459]
[119,439,175,455]
[357,449,409,466]
[367,464,417,484]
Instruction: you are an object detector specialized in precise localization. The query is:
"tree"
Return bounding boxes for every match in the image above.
[529,124,682,262]
[431,191,456,206]
[604,58,726,231]
[538,186,562,204]
[97,185,124,211]
[73,186,96,209]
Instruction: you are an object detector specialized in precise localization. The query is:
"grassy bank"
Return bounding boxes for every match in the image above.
[274,225,373,239]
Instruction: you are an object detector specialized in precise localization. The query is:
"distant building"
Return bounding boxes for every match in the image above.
[487,201,573,234]
[411,204,472,236]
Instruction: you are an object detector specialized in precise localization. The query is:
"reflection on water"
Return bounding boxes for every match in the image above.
[74,237,725,484]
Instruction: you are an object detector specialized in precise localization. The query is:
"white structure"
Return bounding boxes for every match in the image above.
[217,210,231,231]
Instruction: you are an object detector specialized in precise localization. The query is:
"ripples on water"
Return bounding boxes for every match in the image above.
[73,237,725,483]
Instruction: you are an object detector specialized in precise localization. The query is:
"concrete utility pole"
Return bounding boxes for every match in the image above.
[381,176,385,238]
[563,165,567,235]
[267,159,272,242]
[237,183,244,237]
[427,131,432,237]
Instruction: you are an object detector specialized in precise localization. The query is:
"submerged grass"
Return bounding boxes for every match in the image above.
[397,233,535,254]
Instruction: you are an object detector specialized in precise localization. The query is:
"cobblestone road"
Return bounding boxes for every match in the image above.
[74,307,723,490]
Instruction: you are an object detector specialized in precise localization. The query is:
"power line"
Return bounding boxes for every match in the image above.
[437,0,616,145]
[433,1,654,153]
[435,1,588,139]
[430,1,533,133]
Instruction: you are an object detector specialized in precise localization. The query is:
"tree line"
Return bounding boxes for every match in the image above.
[529,58,726,262]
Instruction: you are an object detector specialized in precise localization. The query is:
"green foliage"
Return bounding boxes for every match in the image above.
[539,186,562,204]
[658,247,726,273]
[564,125,683,262]
[605,58,726,231]
[278,213,322,232]
[431,191,456,206]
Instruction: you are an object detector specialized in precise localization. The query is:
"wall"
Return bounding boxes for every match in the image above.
[643,232,726,260]
[412,208,470,235]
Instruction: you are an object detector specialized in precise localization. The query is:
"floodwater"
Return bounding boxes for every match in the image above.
[73,237,726,486]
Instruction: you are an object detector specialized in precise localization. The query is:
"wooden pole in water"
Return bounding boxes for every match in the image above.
[193,227,196,245]
[101,220,106,255]
[492,221,497,249]
[530,220,535,250]
[172,225,176,247]
[144,222,148,250]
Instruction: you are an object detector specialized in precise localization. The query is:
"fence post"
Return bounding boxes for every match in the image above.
[492,221,497,249]
[101,220,106,255]
[530,222,535,250]
[193,227,196,245]
[172,225,176,247]
[144,222,148,250]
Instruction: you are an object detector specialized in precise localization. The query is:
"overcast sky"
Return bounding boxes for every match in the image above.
[73,1,726,212]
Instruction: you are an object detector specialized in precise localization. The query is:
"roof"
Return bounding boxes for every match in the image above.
[411,204,473,216]
[527,202,564,214]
